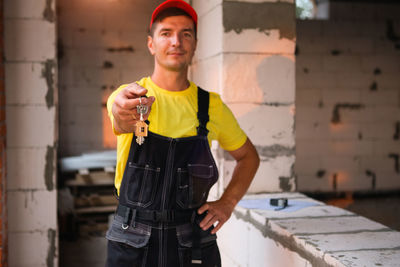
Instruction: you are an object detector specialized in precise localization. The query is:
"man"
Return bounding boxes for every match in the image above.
[105,0,259,266]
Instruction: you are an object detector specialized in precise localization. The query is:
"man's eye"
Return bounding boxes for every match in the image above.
[161,32,170,36]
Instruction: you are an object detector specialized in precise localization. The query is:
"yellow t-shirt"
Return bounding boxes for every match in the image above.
[107,77,247,193]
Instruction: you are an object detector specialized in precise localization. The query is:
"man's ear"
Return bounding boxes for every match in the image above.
[147,35,155,55]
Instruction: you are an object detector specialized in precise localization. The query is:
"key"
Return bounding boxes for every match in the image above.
[135,97,149,145]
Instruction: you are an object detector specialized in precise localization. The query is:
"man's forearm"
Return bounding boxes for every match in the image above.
[220,140,260,207]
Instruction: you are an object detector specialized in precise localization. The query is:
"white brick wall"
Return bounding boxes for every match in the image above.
[58,0,163,156]
[4,0,58,265]
[191,0,296,195]
[295,2,400,192]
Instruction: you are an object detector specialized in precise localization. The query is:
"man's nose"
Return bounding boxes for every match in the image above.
[171,33,182,46]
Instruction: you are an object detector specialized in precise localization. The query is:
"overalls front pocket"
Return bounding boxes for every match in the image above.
[106,214,152,267]
[176,164,217,209]
[121,163,160,208]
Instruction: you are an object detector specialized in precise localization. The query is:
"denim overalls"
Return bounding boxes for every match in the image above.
[106,88,222,267]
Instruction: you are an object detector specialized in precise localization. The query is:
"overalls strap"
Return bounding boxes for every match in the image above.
[196,87,210,136]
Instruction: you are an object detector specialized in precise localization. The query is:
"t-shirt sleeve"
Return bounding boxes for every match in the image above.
[212,94,247,151]
[107,85,128,136]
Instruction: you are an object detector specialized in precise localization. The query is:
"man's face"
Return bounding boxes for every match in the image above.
[147,15,197,72]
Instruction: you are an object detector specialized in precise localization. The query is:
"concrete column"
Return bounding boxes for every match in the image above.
[0,0,8,265]
[4,0,58,266]
[191,0,296,193]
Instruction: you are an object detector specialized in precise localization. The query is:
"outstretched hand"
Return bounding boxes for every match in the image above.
[197,198,236,234]
[112,83,156,133]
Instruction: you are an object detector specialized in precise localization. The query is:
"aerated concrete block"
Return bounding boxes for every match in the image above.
[71,30,104,49]
[191,54,223,94]
[219,209,312,267]
[7,190,57,232]
[374,171,400,190]
[295,88,321,106]
[222,54,295,103]
[296,55,323,74]
[322,55,362,73]
[6,147,50,190]
[73,67,121,86]
[5,19,56,61]
[328,249,400,267]
[223,29,295,54]
[296,174,334,192]
[321,89,361,105]
[195,4,223,60]
[192,0,222,18]
[295,140,330,157]
[296,231,400,252]
[297,20,323,37]
[273,216,389,235]
[61,10,104,32]
[233,104,295,147]
[373,140,400,156]
[361,90,399,106]
[224,156,295,193]
[4,0,48,19]
[9,230,57,267]
[6,106,56,148]
[327,140,374,157]
[294,156,323,176]
[5,62,49,105]
[360,122,398,140]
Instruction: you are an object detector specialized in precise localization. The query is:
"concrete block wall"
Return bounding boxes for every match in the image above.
[4,0,58,266]
[57,0,163,157]
[295,1,400,192]
[0,1,7,265]
[220,192,400,267]
[191,0,297,194]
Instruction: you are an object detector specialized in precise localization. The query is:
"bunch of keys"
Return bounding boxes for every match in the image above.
[135,97,149,145]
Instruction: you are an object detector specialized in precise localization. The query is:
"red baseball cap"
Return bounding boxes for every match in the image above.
[150,0,198,30]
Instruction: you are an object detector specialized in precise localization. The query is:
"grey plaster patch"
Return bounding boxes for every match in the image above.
[45,146,54,191]
[365,170,376,190]
[262,102,293,107]
[316,170,326,178]
[331,50,342,56]
[370,81,378,91]
[107,46,135,53]
[394,121,400,140]
[373,68,382,75]
[255,144,295,158]
[296,228,393,236]
[103,61,114,69]
[256,55,295,104]
[331,103,365,124]
[223,144,295,161]
[47,228,56,267]
[223,1,295,40]
[386,20,400,43]
[279,176,293,191]
[43,0,55,23]
[233,210,336,267]
[388,153,399,173]
[41,60,56,109]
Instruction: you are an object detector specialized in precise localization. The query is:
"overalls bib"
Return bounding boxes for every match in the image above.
[106,88,221,267]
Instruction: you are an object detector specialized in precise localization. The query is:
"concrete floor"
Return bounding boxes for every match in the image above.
[60,237,107,267]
